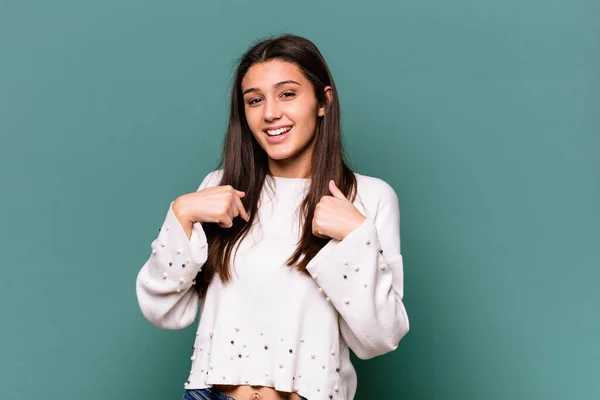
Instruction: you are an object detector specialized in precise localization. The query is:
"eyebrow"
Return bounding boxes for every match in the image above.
[242,80,301,96]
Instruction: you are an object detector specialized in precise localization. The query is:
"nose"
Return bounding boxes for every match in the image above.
[263,98,282,121]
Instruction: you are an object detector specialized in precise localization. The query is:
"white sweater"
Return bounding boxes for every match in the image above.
[136,170,409,400]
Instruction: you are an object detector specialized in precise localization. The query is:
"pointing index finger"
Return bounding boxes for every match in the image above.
[233,191,249,221]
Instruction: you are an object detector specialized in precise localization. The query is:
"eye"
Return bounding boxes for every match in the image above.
[281,91,296,99]
[247,98,262,105]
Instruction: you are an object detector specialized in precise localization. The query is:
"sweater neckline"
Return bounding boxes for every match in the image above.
[268,174,311,183]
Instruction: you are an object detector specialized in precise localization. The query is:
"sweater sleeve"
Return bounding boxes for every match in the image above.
[135,170,221,330]
[305,179,409,359]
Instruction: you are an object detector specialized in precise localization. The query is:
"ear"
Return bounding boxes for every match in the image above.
[318,86,333,117]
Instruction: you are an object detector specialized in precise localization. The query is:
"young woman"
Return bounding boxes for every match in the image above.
[136,34,409,400]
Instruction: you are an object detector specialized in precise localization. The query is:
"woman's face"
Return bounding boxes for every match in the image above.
[241,59,330,177]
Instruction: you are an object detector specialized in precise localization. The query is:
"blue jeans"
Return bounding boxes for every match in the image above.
[183,388,308,400]
[182,389,235,400]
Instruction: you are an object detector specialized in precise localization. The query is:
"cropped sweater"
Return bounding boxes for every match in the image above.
[135,170,409,400]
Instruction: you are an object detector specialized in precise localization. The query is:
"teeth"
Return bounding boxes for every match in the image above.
[266,126,292,136]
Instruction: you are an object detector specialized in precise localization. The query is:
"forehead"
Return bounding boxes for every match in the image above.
[241,59,306,91]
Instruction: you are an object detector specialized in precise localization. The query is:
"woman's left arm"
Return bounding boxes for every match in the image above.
[306,179,409,359]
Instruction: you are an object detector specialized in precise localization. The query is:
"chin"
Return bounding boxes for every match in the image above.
[266,150,296,161]
[257,141,286,156]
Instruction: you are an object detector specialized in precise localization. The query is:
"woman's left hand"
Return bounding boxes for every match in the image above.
[312,180,366,241]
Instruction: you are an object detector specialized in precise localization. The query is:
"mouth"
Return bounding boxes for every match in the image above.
[264,125,293,137]
[263,125,293,144]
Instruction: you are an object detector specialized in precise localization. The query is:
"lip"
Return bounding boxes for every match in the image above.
[264,126,292,144]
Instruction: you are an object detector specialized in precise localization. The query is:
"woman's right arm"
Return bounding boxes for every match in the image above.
[135,170,222,330]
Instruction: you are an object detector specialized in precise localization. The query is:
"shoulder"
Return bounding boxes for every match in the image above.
[354,172,399,203]
[353,172,400,219]
[196,169,224,191]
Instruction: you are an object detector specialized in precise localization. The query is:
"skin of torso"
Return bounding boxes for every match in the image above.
[213,384,303,400]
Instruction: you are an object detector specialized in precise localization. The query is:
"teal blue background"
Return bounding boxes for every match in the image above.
[1,0,598,399]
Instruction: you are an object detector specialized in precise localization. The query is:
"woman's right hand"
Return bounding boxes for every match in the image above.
[172,185,249,229]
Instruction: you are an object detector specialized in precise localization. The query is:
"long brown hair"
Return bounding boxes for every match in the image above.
[195,34,357,295]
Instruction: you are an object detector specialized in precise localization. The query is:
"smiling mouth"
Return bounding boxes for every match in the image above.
[264,126,293,136]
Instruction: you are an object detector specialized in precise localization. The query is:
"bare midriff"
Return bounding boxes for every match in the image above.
[213,385,303,400]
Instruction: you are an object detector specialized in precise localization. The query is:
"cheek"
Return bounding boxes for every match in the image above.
[288,101,318,126]
[295,108,318,134]
[244,109,262,134]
